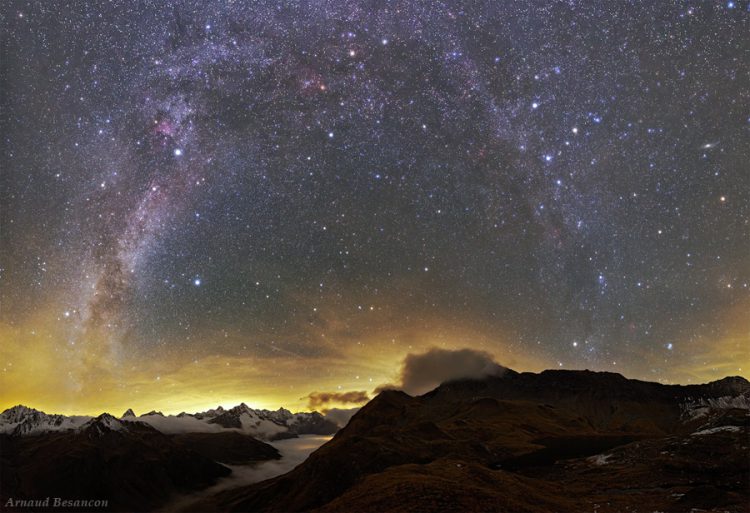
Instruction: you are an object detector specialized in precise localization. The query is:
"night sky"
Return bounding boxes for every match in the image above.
[1,0,748,414]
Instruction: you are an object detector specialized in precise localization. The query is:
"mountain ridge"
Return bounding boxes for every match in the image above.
[0,402,338,441]
[186,368,749,513]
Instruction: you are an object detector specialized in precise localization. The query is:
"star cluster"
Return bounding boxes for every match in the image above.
[1,0,748,413]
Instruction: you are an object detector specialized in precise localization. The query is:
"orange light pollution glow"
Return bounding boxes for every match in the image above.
[2,297,747,416]
[1,0,748,420]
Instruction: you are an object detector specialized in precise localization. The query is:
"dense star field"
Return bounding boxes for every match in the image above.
[1,0,748,414]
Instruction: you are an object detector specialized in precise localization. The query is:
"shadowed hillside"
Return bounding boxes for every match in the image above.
[188,370,749,513]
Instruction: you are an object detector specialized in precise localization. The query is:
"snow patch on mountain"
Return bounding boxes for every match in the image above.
[691,425,743,436]
[587,453,613,466]
[123,413,225,434]
[1,403,338,439]
[238,412,288,439]
[80,414,131,437]
[680,395,750,420]
[0,405,91,436]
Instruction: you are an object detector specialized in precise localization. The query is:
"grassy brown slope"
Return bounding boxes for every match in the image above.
[316,422,749,513]
[188,391,655,512]
[316,458,583,513]
[188,371,749,513]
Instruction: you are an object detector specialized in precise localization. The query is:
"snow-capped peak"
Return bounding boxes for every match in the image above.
[0,405,91,436]
[0,403,339,439]
[81,413,126,436]
[0,405,40,423]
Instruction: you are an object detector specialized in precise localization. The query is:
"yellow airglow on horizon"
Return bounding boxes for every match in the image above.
[1,299,748,417]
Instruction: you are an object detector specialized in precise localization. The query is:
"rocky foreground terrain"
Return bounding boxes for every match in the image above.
[187,370,749,513]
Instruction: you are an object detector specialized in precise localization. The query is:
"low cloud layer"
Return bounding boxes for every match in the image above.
[378,348,508,396]
[163,435,331,510]
[323,407,361,427]
[305,390,370,412]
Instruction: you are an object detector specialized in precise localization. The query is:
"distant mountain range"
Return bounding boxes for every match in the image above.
[0,403,338,440]
[2,412,236,511]
[0,403,338,511]
[1,370,748,512]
